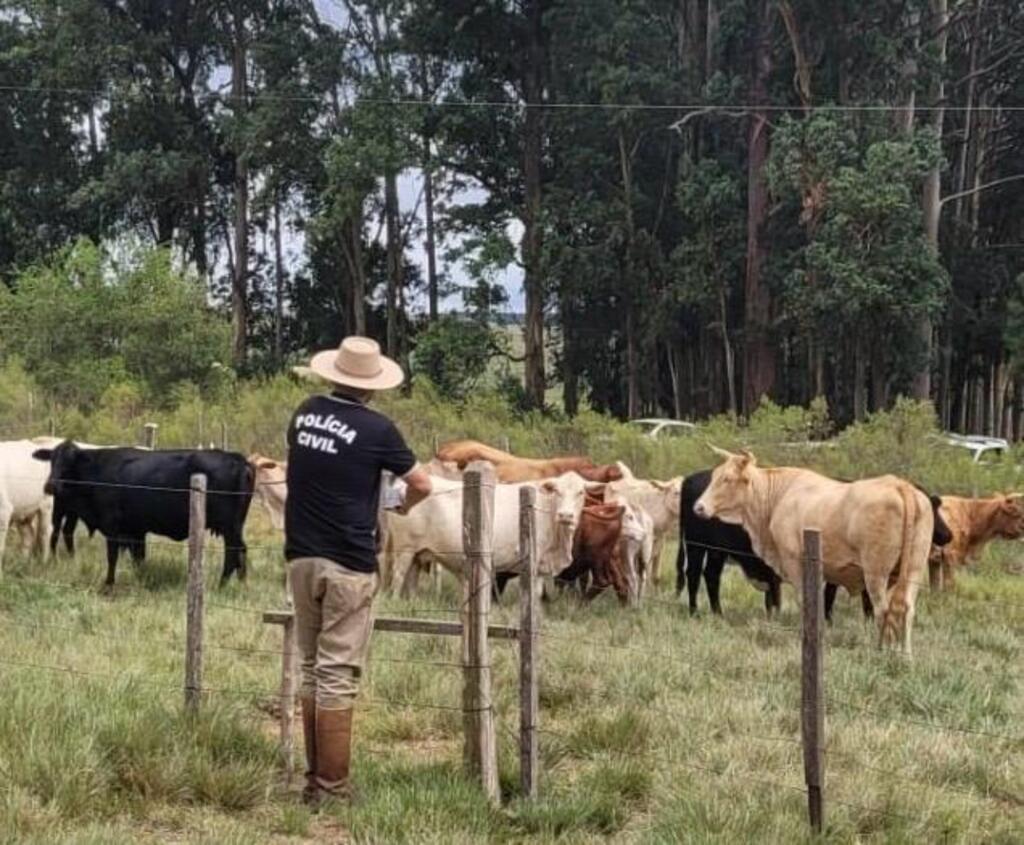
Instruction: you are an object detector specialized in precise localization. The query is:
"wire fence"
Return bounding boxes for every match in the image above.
[2,467,1022,833]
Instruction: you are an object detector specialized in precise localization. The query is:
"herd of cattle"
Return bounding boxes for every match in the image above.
[2,434,1023,653]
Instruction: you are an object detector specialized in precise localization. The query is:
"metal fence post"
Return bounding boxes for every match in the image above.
[462,461,499,802]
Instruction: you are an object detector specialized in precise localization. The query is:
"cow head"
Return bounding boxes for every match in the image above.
[652,477,683,517]
[692,447,757,524]
[928,495,953,547]
[994,494,1024,540]
[32,439,80,497]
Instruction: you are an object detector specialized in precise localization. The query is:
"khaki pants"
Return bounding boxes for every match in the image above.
[290,557,378,710]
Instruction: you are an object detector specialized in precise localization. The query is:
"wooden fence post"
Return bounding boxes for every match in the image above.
[519,485,539,800]
[801,528,825,834]
[280,614,297,782]
[462,462,499,802]
[185,473,207,714]
[143,422,158,450]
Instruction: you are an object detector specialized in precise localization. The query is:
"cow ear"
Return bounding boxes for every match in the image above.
[257,459,278,470]
[32,448,53,462]
[541,481,557,494]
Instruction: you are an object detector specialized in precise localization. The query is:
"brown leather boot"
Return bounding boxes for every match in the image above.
[300,697,318,806]
[315,707,354,801]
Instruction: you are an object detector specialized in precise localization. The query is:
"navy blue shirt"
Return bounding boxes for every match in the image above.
[284,392,416,572]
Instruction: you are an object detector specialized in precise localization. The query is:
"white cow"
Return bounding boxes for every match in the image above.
[381,471,597,596]
[608,463,681,585]
[0,437,64,564]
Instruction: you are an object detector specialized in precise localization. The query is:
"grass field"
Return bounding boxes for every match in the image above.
[1,498,1023,845]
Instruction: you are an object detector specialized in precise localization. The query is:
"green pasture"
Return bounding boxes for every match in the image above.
[1,496,1022,843]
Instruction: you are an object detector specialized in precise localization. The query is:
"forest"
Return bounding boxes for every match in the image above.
[2,0,1023,431]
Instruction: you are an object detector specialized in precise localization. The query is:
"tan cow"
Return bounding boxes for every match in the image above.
[435,439,604,482]
[607,464,681,585]
[693,448,933,656]
[929,494,1024,589]
[248,453,288,530]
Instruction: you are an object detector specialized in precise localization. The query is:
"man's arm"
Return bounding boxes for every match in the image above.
[398,465,432,513]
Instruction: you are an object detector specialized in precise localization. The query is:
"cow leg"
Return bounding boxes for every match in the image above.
[704,553,725,615]
[104,539,121,589]
[860,589,874,619]
[675,539,687,596]
[649,535,664,585]
[129,537,146,565]
[389,552,415,597]
[765,575,782,617]
[63,514,77,554]
[823,582,838,624]
[220,531,247,585]
[684,544,705,615]
[863,574,892,649]
[493,571,516,602]
[0,501,13,567]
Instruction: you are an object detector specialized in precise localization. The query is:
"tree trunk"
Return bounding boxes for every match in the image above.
[423,138,439,321]
[1013,375,1023,441]
[230,9,248,369]
[618,127,641,418]
[742,0,775,413]
[667,344,683,420]
[273,194,285,368]
[719,290,737,416]
[913,0,947,401]
[384,168,402,357]
[853,334,867,421]
[521,0,547,409]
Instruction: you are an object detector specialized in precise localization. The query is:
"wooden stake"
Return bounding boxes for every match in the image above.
[801,528,825,833]
[185,473,206,714]
[519,485,539,800]
[462,462,499,802]
[143,422,158,450]
[280,614,297,783]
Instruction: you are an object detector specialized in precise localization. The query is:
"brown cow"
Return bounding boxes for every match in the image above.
[929,493,1024,589]
[694,448,933,656]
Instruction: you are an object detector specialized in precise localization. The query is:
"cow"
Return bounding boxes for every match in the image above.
[608,465,681,585]
[380,471,597,597]
[0,438,60,565]
[556,503,633,605]
[693,449,933,655]
[248,453,287,530]
[32,441,254,588]
[678,468,782,617]
[435,439,613,483]
[928,493,1024,589]
[824,488,953,620]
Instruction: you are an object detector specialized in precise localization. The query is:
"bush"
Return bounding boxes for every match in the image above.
[0,239,231,410]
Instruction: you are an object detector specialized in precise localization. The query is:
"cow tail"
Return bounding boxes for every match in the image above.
[889,482,930,642]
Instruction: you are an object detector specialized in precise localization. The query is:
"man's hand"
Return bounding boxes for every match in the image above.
[399,466,433,513]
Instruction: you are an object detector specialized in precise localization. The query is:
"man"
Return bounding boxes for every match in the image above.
[286,335,432,806]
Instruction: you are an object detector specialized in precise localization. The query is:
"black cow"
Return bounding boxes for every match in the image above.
[677,469,782,617]
[680,468,953,620]
[33,442,254,588]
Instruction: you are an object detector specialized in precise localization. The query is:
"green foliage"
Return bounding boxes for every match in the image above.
[411,317,504,401]
[0,239,230,409]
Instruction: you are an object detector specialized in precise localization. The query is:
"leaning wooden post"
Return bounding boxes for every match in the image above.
[518,485,540,800]
[143,422,158,449]
[185,473,207,714]
[801,528,825,834]
[462,461,499,802]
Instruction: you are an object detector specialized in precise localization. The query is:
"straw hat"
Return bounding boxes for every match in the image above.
[306,336,404,391]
